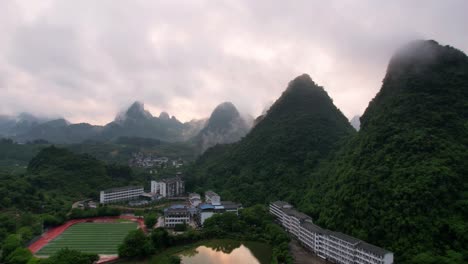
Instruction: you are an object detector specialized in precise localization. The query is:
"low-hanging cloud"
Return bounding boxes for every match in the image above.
[0,0,467,124]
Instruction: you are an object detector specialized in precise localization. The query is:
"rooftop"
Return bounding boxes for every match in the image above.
[154,177,183,184]
[330,232,362,245]
[102,186,144,193]
[221,201,242,209]
[164,204,189,213]
[205,191,219,197]
[301,222,326,234]
[356,241,392,256]
[283,208,312,221]
[169,204,186,209]
[199,203,215,210]
[271,201,293,208]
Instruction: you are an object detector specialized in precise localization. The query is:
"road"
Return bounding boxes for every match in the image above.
[289,239,331,264]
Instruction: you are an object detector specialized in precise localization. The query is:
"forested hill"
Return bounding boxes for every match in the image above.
[189,74,355,205]
[27,146,137,199]
[302,40,468,263]
[193,102,249,153]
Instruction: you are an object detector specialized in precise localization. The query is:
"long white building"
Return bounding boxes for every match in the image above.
[100,186,144,204]
[269,201,394,264]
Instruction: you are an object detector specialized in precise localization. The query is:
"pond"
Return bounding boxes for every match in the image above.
[177,239,272,264]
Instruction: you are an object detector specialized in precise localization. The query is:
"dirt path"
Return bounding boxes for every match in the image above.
[289,239,331,264]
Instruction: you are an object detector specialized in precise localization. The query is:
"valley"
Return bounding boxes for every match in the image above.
[0,40,467,264]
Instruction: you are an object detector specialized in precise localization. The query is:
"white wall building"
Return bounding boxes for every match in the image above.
[151,177,184,197]
[100,186,144,204]
[269,201,394,264]
[205,191,221,205]
[189,193,202,207]
[164,204,190,228]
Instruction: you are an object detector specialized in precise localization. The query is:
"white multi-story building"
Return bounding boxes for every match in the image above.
[151,177,184,197]
[189,193,201,207]
[269,201,394,264]
[100,186,144,204]
[205,191,221,205]
[164,204,190,228]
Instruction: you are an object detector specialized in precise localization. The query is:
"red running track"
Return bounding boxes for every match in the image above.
[28,215,146,254]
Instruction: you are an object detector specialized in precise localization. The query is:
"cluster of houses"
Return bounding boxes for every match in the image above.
[74,199,97,209]
[99,176,185,204]
[129,153,184,169]
[163,191,242,228]
[270,201,394,264]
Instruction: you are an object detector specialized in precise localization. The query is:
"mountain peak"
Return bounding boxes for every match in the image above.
[214,101,237,111]
[209,102,241,122]
[123,101,152,120]
[286,73,317,91]
[195,102,249,152]
[159,112,170,120]
[387,39,467,77]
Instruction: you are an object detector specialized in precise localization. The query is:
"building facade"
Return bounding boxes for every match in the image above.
[189,193,202,207]
[151,177,185,197]
[205,191,221,205]
[164,204,190,228]
[269,201,394,264]
[99,186,144,204]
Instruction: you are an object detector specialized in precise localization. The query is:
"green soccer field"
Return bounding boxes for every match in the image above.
[36,222,138,256]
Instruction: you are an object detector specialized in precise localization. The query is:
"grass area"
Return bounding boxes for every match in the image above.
[37,222,138,256]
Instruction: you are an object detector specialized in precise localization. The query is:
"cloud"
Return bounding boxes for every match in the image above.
[0,0,467,124]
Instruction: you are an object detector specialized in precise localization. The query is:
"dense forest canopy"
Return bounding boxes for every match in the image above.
[300,40,468,263]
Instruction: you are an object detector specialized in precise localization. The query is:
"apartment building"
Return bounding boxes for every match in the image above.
[151,177,185,197]
[99,186,144,204]
[164,204,190,228]
[269,201,394,264]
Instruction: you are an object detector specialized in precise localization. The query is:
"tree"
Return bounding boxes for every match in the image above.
[5,248,32,264]
[118,229,153,259]
[174,223,187,232]
[144,214,157,229]
[17,227,33,244]
[41,248,98,264]
[151,228,170,250]
[1,234,21,262]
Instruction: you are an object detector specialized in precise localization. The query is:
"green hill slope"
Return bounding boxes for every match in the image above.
[27,146,141,199]
[303,40,468,263]
[190,74,355,205]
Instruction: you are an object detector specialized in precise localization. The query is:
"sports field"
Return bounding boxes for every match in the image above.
[36,222,137,256]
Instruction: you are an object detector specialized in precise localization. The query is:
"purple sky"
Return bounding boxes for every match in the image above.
[1,0,467,124]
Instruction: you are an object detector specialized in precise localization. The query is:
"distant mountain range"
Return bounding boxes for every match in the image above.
[193,102,250,152]
[350,115,361,130]
[0,101,251,149]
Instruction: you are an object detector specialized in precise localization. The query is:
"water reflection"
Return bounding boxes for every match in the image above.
[178,240,271,264]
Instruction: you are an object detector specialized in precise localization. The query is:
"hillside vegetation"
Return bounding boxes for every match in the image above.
[190,74,355,205]
[301,40,468,263]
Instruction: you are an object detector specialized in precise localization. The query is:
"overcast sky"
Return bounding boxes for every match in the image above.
[1,0,467,124]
